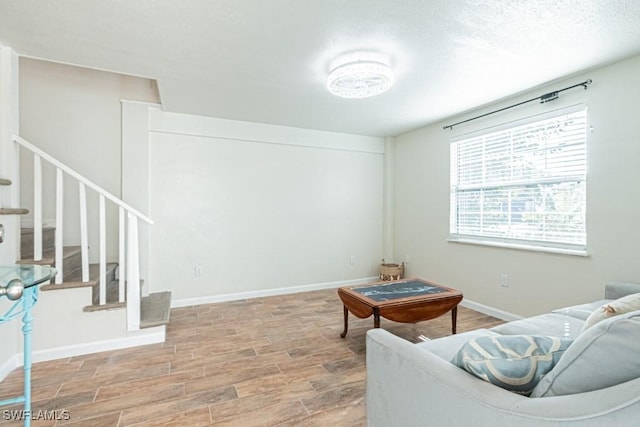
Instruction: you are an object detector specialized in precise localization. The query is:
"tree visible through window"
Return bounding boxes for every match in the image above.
[450,106,587,251]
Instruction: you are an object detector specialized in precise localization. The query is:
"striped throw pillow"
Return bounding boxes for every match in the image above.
[452,335,573,395]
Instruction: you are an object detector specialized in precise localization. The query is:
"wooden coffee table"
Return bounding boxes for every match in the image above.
[337,277,463,338]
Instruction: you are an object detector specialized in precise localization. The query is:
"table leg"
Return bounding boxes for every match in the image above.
[374,308,380,328]
[340,305,349,338]
[22,287,35,427]
[451,306,458,335]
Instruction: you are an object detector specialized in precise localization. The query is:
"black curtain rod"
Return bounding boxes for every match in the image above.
[443,79,592,130]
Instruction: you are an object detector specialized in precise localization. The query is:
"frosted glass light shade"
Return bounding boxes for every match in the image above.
[327,60,393,99]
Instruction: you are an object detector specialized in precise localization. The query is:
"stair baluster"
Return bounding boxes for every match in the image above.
[78,182,90,283]
[33,154,42,261]
[55,168,64,284]
[127,213,141,330]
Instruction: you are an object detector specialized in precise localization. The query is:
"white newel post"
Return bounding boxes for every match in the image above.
[118,206,125,303]
[126,212,140,331]
[99,194,106,305]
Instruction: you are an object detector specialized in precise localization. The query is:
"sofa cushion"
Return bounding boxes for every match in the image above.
[531,310,640,397]
[581,293,640,331]
[490,313,584,339]
[416,328,499,361]
[552,299,611,321]
[452,335,573,396]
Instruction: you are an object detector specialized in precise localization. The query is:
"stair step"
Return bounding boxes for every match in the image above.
[63,262,118,286]
[41,263,118,302]
[17,245,82,277]
[103,279,144,306]
[140,291,172,329]
[40,281,94,292]
[0,178,12,186]
[82,301,126,312]
[0,208,29,215]
[21,227,56,259]
[83,278,147,311]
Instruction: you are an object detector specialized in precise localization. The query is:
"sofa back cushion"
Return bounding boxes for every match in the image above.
[531,310,640,397]
[552,299,610,321]
[581,292,640,331]
[490,313,584,339]
[417,329,499,361]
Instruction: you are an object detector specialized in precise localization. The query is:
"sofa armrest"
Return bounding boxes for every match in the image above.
[604,282,640,299]
[366,329,640,427]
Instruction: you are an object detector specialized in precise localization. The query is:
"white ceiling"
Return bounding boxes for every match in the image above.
[2,1,640,137]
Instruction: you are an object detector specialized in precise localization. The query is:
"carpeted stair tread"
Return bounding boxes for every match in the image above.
[83,301,126,312]
[63,262,118,285]
[0,208,29,215]
[41,262,118,290]
[104,279,145,305]
[20,227,56,259]
[17,245,81,268]
[140,291,172,328]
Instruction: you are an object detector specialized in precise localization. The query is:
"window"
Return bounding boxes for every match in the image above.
[449,105,587,253]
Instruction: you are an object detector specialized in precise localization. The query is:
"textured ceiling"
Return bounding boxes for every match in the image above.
[1,0,640,136]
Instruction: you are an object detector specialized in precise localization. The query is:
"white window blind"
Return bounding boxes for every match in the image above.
[450,106,587,251]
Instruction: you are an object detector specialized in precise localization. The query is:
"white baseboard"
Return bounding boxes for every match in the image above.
[460,299,522,322]
[171,276,379,308]
[0,354,19,382]
[15,327,166,366]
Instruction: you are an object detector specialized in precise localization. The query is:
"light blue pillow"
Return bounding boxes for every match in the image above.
[452,335,573,396]
[531,310,640,397]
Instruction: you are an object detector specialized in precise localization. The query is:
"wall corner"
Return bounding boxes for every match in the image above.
[382,136,395,261]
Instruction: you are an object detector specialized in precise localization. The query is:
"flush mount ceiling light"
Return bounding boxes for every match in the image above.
[327,60,393,99]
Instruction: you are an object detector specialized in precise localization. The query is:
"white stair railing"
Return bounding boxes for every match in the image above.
[14,135,153,331]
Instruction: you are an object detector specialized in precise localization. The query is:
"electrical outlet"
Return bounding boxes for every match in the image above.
[500,273,509,287]
[349,256,356,265]
[195,265,202,277]
[404,254,410,264]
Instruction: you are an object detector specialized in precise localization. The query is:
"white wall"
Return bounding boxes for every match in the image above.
[19,58,158,262]
[146,109,385,303]
[394,54,640,317]
[26,287,164,362]
[0,298,17,380]
[0,46,20,381]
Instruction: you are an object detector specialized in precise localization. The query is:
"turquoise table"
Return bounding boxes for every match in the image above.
[0,265,56,427]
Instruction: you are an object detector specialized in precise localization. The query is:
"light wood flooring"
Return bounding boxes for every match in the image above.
[0,288,504,426]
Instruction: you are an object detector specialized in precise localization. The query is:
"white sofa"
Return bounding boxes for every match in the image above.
[366,282,640,426]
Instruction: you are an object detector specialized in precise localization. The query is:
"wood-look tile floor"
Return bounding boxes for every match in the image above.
[0,288,504,426]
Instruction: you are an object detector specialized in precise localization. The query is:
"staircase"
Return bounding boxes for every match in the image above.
[11,135,171,332]
[18,228,169,325]
[19,227,114,306]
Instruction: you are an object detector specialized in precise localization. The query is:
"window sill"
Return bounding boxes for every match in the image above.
[447,237,589,257]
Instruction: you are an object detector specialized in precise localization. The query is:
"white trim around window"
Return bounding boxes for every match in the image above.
[449,104,588,255]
